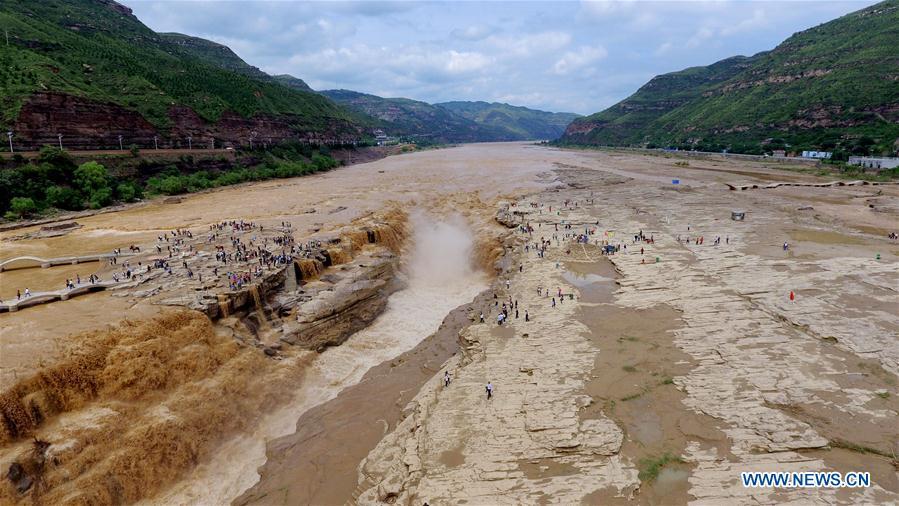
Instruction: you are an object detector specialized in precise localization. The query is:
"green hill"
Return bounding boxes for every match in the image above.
[158,32,271,81]
[560,0,899,156]
[436,101,580,140]
[159,34,315,94]
[0,0,359,149]
[272,74,314,93]
[320,90,514,143]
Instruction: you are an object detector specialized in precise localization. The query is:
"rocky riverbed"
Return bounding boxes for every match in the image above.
[352,153,899,505]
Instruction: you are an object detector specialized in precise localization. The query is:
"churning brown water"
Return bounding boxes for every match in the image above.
[145,210,487,505]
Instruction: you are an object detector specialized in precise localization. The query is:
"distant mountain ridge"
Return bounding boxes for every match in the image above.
[560,0,899,156]
[320,90,509,143]
[437,101,579,140]
[322,90,579,143]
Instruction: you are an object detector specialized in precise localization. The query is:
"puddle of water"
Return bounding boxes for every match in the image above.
[563,258,618,304]
[652,466,690,497]
[627,397,663,445]
[439,447,466,468]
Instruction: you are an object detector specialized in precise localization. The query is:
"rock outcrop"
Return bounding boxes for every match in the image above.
[280,252,401,351]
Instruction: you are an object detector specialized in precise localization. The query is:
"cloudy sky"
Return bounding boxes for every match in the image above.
[123,0,877,115]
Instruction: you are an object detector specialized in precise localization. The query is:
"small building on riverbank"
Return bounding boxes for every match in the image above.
[848,156,899,171]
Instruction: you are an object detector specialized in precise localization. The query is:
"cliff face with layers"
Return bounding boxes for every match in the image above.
[13,93,366,151]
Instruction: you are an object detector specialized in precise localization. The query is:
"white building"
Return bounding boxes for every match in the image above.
[801,150,832,159]
[848,156,899,170]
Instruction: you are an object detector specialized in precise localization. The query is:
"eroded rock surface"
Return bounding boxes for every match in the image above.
[357,158,899,504]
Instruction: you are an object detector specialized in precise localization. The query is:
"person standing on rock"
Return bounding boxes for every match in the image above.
[486,382,494,400]
[525,310,529,322]
[789,290,795,303]
[444,371,451,387]
[480,312,485,323]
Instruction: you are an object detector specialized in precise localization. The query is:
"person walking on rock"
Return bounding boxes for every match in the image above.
[486,382,494,400]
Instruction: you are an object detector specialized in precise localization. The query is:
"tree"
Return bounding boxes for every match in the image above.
[156,175,186,195]
[74,161,110,194]
[116,181,142,202]
[37,145,75,171]
[88,188,113,209]
[9,197,37,217]
[0,169,25,212]
[45,185,83,210]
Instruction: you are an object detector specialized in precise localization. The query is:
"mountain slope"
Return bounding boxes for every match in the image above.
[160,35,315,94]
[437,101,580,140]
[158,32,271,81]
[560,0,899,155]
[320,90,514,143]
[0,0,359,149]
[272,74,314,93]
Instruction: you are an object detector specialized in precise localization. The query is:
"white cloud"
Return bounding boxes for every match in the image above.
[552,45,608,75]
[579,0,639,17]
[655,41,673,56]
[451,25,494,41]
[287,44,492,89]
[685,27,715,49]
[445,50,492,74]
[720,8,767,36]
[486,31,572,58]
